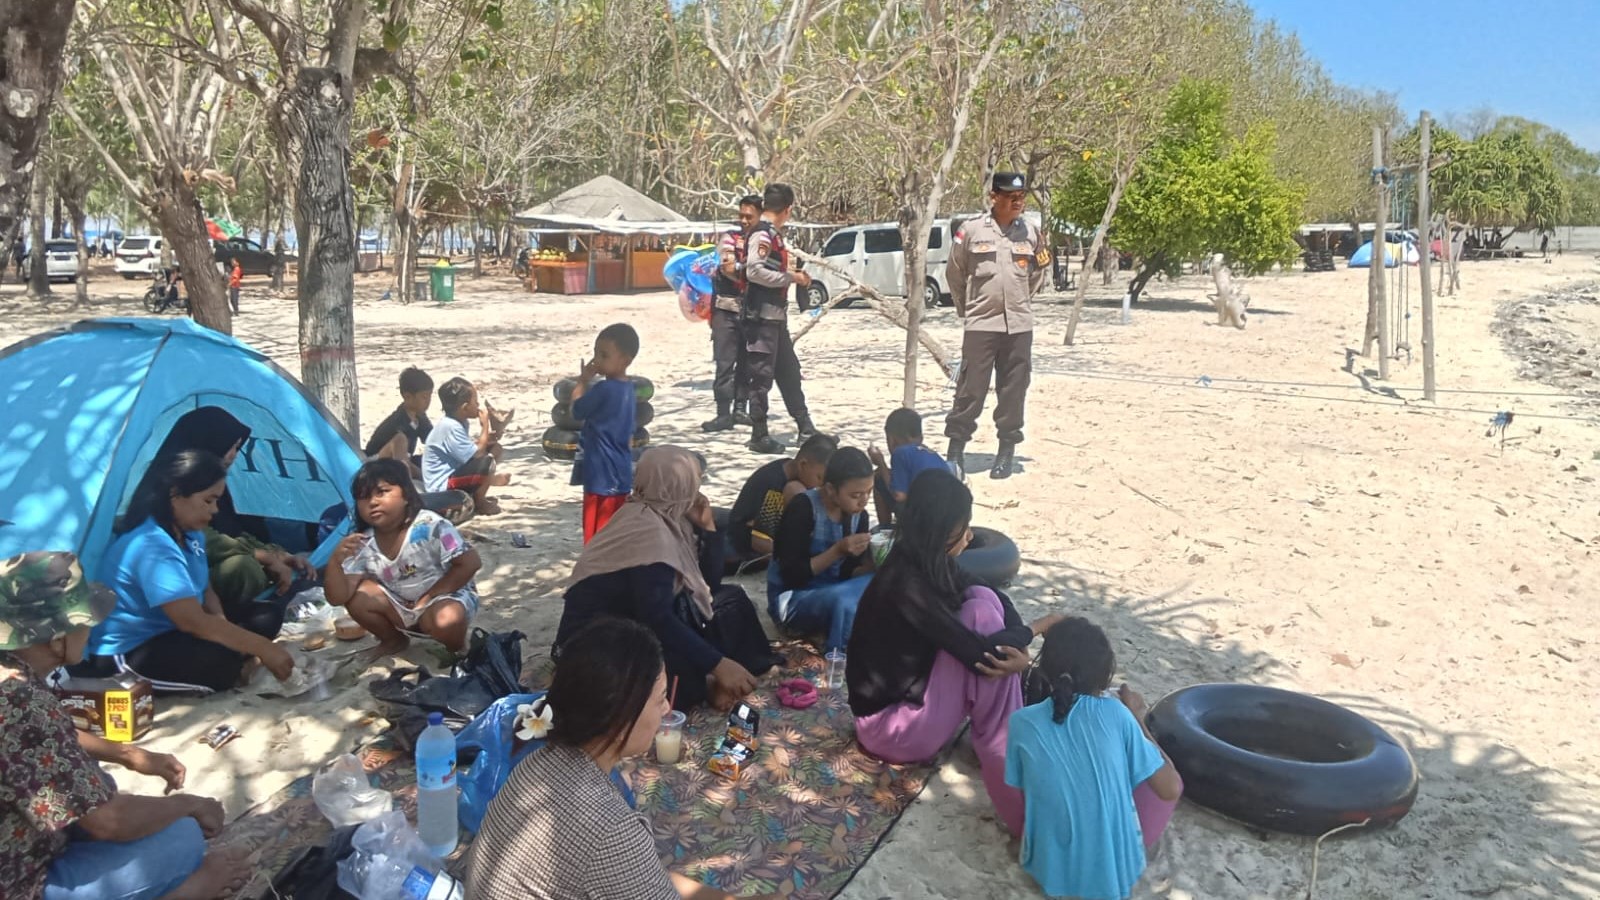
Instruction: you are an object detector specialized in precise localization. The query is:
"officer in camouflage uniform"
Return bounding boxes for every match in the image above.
[943,171,1050,480]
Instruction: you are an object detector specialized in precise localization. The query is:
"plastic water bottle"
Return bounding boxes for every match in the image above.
[415,712,459,858]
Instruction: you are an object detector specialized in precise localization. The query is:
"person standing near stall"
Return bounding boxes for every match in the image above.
[943,172,1049,481]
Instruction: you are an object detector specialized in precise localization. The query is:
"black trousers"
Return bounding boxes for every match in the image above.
[774,326,809,423]
[741,320,783,424]
[945,329,1033,444]
[710,307,746,412]
[74,607,281,694]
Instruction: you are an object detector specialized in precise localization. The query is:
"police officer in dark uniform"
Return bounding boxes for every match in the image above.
[741,183,813,454]
[943,172,1049,480]
[703,194,763,432]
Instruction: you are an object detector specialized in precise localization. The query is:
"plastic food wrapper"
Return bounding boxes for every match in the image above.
[725,701,760,749]
[244,647,340,699]
[313,754,394,827]
[280,588,338,640]
[706,737,755,780]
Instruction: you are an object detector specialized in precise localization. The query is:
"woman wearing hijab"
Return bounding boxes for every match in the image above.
[148,407,314,626]
[556,446,779,711]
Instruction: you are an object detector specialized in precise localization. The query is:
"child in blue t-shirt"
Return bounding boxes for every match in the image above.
[1005,617,1183,900]
[571,322,640,543]
[868,407,954,525]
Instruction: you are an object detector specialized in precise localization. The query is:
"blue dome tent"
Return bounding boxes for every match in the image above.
[0,318,358,575]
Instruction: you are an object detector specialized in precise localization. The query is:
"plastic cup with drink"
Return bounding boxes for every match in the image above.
[655,710,686,764]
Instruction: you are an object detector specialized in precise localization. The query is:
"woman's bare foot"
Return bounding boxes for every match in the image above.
[490,473,512,487]
[477,497,503,516]
[160,845,253,900]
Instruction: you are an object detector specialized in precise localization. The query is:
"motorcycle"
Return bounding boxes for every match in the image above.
[143,267,189,315]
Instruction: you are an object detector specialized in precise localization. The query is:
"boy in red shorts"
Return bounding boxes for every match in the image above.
[571,323,640,542]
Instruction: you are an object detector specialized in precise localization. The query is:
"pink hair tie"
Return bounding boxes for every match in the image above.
[776,679,819,709]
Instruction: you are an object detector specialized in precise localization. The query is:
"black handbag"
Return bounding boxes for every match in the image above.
[367,628,526,748]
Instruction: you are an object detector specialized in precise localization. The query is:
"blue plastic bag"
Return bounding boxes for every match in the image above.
[455,693,635,835]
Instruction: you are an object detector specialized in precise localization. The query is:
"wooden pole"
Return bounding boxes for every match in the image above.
[1372,125,1390,380]
[1417,113,1436,402]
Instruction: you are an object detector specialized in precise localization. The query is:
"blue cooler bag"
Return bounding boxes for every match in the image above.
[456,693,635,835]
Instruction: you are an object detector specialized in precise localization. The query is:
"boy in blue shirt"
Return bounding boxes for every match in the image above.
[572,323,640,542]
[869,407,954,525]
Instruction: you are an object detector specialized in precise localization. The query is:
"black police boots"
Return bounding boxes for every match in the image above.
[946,439,966,479]
[748,423,786,455]
[795,413,817,442]
[732,400,753,427]
[990,442,1017,480]
[702,400,735,433]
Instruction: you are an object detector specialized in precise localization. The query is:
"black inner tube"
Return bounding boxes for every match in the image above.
[1201,707,1373,764]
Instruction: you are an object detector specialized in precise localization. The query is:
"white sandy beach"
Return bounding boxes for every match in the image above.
[3,250,1597,898]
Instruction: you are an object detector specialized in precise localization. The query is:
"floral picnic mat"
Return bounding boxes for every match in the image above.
[620,642,938,898]
[219,642,936,899]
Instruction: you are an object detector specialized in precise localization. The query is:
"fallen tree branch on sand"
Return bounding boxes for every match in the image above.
[789,248,955,379]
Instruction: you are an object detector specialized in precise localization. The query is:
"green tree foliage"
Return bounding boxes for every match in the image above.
[1401,121,1572,243]
[1055,80,1303,300]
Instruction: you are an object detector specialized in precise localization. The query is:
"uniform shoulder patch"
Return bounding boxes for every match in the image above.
[954,228,966,245]
[1036,246,1052,266]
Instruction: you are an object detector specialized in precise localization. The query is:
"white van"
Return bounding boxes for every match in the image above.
[807,217,975,310]
[114,235,164,278]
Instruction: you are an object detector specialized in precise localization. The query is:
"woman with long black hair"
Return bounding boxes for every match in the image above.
[845,468,1060,835]
[75,450,294,693]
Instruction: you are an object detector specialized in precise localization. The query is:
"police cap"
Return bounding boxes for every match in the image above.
[991,172,1027,192]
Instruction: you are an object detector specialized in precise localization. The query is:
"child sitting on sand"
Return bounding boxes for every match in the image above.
[365,367,434,478]
[727,432,837,558]
[868,407,952,525]
[325,459,482,654]
[571,323,640,543]
[1005,617,1183,900]
[423,376,510,515]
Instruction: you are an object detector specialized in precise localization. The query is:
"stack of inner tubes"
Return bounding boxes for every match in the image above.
[544,376,655,461]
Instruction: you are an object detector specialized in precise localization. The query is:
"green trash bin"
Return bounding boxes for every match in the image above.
[429,260,456,303]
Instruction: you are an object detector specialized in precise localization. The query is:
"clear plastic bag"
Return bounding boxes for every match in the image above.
[244,647,339,698]
[312,754,394,827]
[336,811,461,900]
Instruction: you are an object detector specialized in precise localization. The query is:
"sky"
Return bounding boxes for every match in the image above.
[1247,0,1600,151]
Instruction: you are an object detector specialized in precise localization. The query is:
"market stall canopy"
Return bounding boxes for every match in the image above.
[514,175,690,230]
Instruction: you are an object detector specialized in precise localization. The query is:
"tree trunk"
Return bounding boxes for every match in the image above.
[471,207,483,277]
[900,208,932,408]
[0,0,73,248]
[27,170,51,298]
[1127,254,1163,303]
[152,165,230,331]
[51,189,63,238]
[65,197,88,306]
[291,66,360,437]
[1064,162,1134,345]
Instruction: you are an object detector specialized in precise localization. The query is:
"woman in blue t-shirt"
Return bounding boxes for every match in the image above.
[75,451,295,693]
[1004,618,1182,900]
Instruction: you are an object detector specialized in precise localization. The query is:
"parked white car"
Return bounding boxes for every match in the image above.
[806,217,972,310]
[114,235,164,278]
[23,239,84,282]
